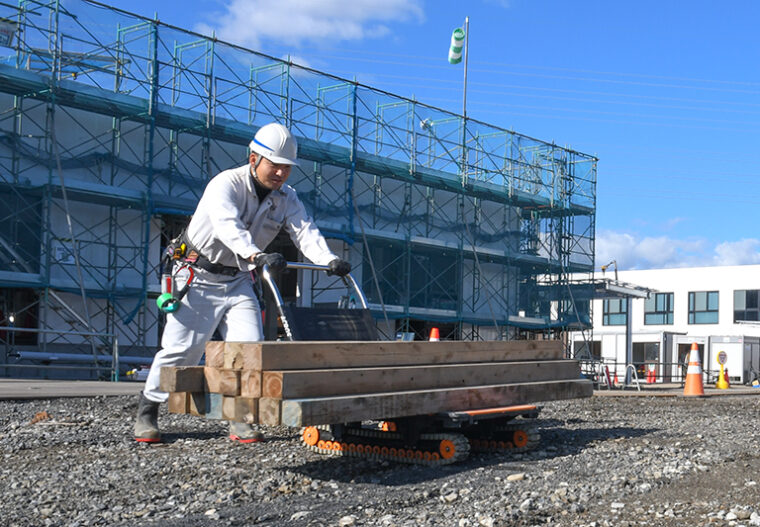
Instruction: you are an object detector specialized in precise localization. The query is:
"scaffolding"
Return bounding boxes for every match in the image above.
[0,0,597,378]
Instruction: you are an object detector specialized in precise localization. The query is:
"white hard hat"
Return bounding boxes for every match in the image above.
[249,122,298,165]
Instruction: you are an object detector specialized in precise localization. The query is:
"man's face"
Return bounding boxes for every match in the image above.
[250,153,292,190]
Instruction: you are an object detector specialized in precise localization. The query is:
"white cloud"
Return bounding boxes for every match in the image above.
[595,229,706,270]
[196,0,425,50]
[596,230,760,270]
[713,239,760,266]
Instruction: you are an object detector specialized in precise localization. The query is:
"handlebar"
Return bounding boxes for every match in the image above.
[259,262,369,310]
[258,262,369,342]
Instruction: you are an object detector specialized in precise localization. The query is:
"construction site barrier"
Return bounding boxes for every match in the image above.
[0,326,122,381]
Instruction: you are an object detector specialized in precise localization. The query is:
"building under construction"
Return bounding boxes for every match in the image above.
[0,0,597,379]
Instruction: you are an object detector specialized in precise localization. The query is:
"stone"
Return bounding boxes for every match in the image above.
[444,492,459,503]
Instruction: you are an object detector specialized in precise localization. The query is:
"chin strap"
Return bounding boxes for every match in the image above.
[251,155,264,184]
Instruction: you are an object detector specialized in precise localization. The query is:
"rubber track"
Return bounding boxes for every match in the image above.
[468,422,540,453]
[302,426,471,466]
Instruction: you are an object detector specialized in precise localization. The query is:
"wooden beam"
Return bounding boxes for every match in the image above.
[203,367,241,396]
[225,340,563,371]
[258,397,281,426]
[205,393,223,420]
[167,392,190,414]
[280,378,593,427]
[188,392,206,417]
[187,392,223,419]
[240,370,262,398]
[205,341,225,368]
[262,360,580,398]
[159,366,204,393]
[222,396,258,423]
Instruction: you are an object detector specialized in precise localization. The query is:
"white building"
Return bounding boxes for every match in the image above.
[570,264,760,385]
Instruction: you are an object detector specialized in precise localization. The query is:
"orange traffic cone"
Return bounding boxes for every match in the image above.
[613,372,619,387]
[683,342,705,397]
[429,327,440,341]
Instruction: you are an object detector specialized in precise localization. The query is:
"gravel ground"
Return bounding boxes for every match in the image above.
[2,394,760,527]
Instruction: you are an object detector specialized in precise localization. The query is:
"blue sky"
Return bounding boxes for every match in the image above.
[104,0,760,271]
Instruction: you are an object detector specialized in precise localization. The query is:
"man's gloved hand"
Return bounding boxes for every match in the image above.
[252,252,287,273]
[327,258,351,277]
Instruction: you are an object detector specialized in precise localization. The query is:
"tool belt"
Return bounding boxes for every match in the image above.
[167,230,240,277]
[191,256,240,276]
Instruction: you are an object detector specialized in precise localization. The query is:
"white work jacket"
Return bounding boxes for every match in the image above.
[186,164,337,271]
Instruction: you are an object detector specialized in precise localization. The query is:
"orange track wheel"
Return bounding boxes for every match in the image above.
[431,452,440,461]
[332,442,343,451]
[439,439,457,460]
[405,449,415,459]
[497,441,507,450]
[302,427,320,447]
[415,450,424,460]
[317,440,327,449]
[347,443,357,453]
[340,442,348,451]
[423,452,432,461]
[323,440,334,450]
[380,446,389,457]
[356,444,365,454]
[488,440,498,450]
[512,430,529,448]
[389,447,398,457]
[397,449,406,459]
[372,445,381,455]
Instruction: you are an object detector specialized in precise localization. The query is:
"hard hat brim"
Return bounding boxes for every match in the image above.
[263,154,299,166]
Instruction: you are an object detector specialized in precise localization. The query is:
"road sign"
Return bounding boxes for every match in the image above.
[717,350,727,365]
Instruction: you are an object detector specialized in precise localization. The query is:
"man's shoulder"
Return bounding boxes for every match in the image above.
[215,164,249,180]
[207,165,249,189]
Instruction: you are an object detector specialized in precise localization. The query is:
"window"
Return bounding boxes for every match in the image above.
[688,291,719,324]
[644,292,674,325]
[363,241,459,309]
[734,290,760,322]
[603,298,628,326]
[364,240,405,306]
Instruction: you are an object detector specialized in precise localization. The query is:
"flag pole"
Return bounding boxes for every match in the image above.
[462,16,469,120]
[460,16,469,187]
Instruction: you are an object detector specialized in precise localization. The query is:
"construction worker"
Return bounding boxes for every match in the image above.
[135,122,351,443]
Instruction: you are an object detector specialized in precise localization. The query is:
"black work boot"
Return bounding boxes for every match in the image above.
[229,421,264,443]
[134,392,161,443]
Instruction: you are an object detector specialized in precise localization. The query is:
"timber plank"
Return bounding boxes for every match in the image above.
[262,360,579,398]
[203,367,241,396]
[258,397,281,426]
[205,393,223,420]
[280,378,593,427]
[205,341,225,368]
[168,392,190,414]
[225,340,563,370]
[240,370,262,398]
[222,396,258,423]
[159,366,205,393]
[188,392,206,416]
[224,345,258,370]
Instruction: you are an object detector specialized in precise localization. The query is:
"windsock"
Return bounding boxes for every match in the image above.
[448,27,465,64]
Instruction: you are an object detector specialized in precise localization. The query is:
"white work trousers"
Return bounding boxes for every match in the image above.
[143,269,263,403]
